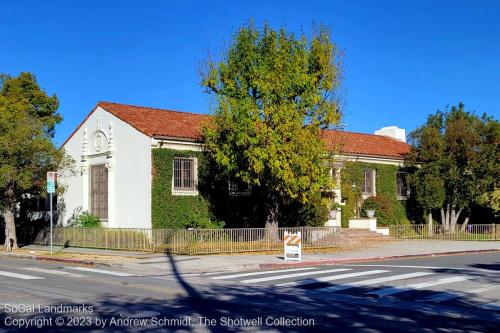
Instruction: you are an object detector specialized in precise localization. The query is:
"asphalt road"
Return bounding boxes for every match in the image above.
[0,253,499,332]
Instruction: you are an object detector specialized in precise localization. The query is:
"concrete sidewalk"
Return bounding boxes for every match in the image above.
[117,240,500,275]
[3,240,499,273]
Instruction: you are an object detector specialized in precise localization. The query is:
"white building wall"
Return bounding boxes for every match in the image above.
[59,106,152,229]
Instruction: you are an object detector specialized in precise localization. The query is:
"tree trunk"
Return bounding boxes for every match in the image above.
[264,195,279,241]
[460,216,470,232]
[447,206,452,230]
[449,208,456,234]
[428,212,434,237]
[3,209,18,251]
[440,208,446,233]
[451,208,463,234]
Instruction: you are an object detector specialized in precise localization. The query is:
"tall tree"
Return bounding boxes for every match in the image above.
[0,72,66,250]
[406,103,499,233]
[201,23,342,229]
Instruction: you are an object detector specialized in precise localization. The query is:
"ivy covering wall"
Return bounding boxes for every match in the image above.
[152,149,411,229]
[340,161,410,227]
[151,148,223,229]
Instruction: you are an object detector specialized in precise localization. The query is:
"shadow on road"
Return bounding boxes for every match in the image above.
[1,255,499,332]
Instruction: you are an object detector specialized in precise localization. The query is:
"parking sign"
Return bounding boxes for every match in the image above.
[47,172,57,193]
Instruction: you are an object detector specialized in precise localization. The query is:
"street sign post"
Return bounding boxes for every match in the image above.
[47,172,57,255]
[284,231,302,261]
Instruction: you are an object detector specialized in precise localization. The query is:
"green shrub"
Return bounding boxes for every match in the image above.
[299,196,329,227]
[361,195,396,225]
[361,197,378,212]
[73,211,101,228]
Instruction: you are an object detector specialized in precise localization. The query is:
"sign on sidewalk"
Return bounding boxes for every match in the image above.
[47,171,57,193]
[46,171,57,255]
[284,231,302,261]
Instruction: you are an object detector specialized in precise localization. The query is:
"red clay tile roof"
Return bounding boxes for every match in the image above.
[99,101,211,140]
[321,129,410,159]
[63,101,410,159]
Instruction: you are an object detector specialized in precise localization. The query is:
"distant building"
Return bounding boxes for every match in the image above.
[59,102,411,228]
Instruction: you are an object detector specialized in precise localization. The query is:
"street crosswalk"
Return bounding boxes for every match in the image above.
[1,262,498,315]
[0,266,135,280]
[208,266,500,312]
[276,269,388,287]
[241,268,351,284]
[68,266,135,277]
[368,275,473,297]
[0,270,45,280]
[23,267,89,278]
[419,285,499,303]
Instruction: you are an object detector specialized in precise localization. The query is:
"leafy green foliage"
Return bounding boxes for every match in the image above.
[201,22,342,226]
[0,73,72,249]
[151,149,224,229]
[361,196,378,212]
[73,211,102,228]
[406,103,499,223]
[340,162,409,227]
[361,195,395,226]
[477,188,500,216]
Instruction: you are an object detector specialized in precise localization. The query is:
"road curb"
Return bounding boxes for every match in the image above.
[0,251,111,267]
[259,249,500,269]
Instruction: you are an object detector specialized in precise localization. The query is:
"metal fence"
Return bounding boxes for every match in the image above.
[33,226,342,254]
[389,224,499,241]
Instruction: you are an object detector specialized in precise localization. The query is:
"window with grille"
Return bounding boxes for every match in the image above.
[172,157,197,195]
[90,164,108,220]
[362,170,375,195]
[396,172,409,198]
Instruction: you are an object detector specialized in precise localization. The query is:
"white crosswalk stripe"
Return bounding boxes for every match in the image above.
[23,267,88,278]
[211,267,316,280]
[276,270,389,287]
[0,270,44,280]
[68,267,135,277]
[241,268,351,284]
[368,276,474,297]
[418,285,499,303]
[317,271,435,293]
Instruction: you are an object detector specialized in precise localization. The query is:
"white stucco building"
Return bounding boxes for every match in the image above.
[59,101,410,229]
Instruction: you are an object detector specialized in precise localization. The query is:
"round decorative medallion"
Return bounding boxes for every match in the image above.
[94,133,104,152]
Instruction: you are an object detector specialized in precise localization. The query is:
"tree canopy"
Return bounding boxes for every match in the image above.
[0,72,69,250]
[406,103,499,231]
[201,22,342,227]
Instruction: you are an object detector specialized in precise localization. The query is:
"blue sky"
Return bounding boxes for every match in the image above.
[1,0,499,145]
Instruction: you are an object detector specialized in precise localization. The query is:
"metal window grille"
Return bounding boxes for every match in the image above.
[90,164,108,219]
[173,157,195,191]
[362,170,374,194]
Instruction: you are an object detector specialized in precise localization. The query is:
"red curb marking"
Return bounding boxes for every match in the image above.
[35,256,95,267]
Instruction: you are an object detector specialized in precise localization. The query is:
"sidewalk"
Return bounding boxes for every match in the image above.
[2,240,499,274]
[115,240,500,275]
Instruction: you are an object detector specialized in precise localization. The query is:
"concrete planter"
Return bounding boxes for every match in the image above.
[366,209,375,218]
[349,218,377,231]
[376,227,390,236]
